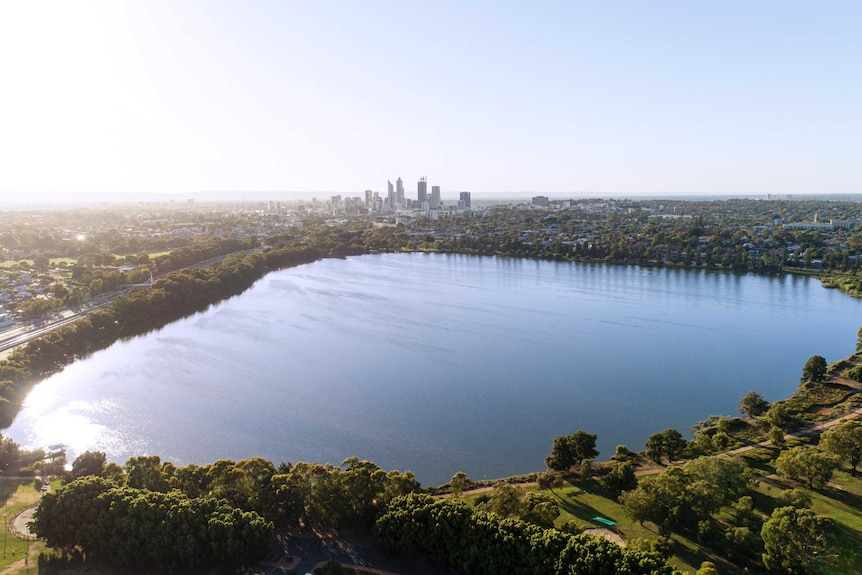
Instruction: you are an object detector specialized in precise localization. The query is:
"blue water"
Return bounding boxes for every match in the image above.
[5,254,861,485]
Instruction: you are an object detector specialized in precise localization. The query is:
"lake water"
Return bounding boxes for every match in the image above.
[5,253,862,485]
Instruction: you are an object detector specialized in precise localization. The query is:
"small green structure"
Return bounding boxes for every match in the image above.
[591,516,616,527]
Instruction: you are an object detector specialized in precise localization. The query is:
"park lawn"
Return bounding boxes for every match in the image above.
[0,478,49,574]
[749,467,862,575]
[466,478,715,574]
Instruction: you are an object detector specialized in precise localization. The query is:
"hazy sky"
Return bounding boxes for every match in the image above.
[1,1,860,198]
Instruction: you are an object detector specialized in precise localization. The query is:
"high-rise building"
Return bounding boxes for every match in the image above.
[431,185,441,208]
[417,177,427,204]
[364,190,373,207]
[396,177,404,208]
[387,180,395,211]
[459,191,471,208]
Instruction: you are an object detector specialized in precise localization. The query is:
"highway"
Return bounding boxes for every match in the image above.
[0,247,264,361]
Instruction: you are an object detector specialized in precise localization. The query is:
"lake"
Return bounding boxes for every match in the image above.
[5,253,862,485]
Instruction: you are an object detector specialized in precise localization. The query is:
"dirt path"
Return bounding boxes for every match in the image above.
[721,405,862,457]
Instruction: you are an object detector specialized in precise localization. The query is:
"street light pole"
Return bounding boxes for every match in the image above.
[3,511,7,559]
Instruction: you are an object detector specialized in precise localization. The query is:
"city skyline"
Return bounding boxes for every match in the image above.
[1,1,861,199]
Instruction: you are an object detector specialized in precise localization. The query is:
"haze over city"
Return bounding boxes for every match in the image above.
[1,1,860,200]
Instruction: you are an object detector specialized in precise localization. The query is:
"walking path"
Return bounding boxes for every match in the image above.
[442,403,862,498]
[721,404,862,457]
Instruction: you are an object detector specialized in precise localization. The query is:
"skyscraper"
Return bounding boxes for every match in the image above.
[365,190,373,207]
[431,185,441,208]
[396,177,404,208]
[417,177,427,204]
[387,180,395,211]
[459,191,471,208]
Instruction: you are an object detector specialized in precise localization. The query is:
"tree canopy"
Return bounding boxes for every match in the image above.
[738,390,770,418]
[801,355,827,383]
[545,430,598,471]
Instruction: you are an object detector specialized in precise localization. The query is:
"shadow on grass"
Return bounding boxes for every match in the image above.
[0,478,32,508]
[825,484,862,511]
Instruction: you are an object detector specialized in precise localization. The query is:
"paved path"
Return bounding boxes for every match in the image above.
[9,505,37,540]
[721,404,862,457]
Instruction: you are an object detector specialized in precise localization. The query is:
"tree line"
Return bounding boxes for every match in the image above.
[375,493,675,575]
[0,245,323,427]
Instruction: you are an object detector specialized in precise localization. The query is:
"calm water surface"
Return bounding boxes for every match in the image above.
[6,254,862,485]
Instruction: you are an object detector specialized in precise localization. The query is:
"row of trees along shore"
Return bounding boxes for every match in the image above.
[3,227,862,574]
[0,244,323,427]
[31,450,678,574]
[20,353,862,573]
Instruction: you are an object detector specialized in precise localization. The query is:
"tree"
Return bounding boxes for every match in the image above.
[480,483,524,518]
[762,506,843,574]
[604,462,637,499]
[768,425,786,447]
[620,467,689,536]
[738,390,770,417]
[801,355,827,383]
[579,458,593,480]
[124,455,169,492]
[449,471,470,497]
[521,492,559,528]
[775,446,839,490]
[645,433,665,464]
[661,428,687,461]
[545,431,598,471]
[537,469,564,492]
[820,419,862,475]
[695,561,719,575]
[70,451,107,479]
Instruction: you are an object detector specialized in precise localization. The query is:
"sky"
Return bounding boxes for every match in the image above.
[1,1,861,199]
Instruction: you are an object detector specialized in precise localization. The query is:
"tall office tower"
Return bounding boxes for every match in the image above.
[387,180,395,211]
[459,191,471,208]
[431,185,441,208]
[365,190,373,207]
[395,177,404,208]
[417,177,427,204]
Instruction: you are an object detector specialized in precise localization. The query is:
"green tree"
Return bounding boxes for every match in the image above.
[695,561,719,575]
[125,455,169,492]
[521,492,559,528]
[70,451,107,479]
[768,425,786,447]
[449,471,470,497]
[645,433,665,464]
[620,467,688,536]
[579,458,593,480]
[738,390,770,417]
[481,483,525,518]
[820,419,862,475]
[761,506,844,574]
[536,469,564,492]
[801,355,827,383]
[775,446,838,490]
[545,431,598,471]
[661,428,687,461]
[604,461,637,499]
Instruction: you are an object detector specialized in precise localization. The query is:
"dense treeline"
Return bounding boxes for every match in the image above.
[334,203,862,279]
[0,245,323,427]
[33,453,423,570]
[375,493,677,575]
[62,453,422,531]
[33,476,272,571]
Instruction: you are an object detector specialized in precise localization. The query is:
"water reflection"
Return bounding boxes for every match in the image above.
[5,254,861,486]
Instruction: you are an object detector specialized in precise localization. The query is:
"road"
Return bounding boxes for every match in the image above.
[0,247,264,361]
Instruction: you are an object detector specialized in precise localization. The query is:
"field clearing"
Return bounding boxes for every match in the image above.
[0,478,50,575]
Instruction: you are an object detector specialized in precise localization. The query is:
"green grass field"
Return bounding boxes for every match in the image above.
[462,457,862,574]
[0,478,51,574]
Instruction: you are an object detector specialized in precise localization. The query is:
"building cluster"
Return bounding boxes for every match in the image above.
[301,177,472,218]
